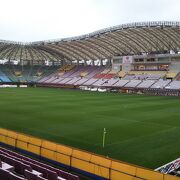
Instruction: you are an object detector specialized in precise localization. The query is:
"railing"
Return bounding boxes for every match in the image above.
[0,128,179,180]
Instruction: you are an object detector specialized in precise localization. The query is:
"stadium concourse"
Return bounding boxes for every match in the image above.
[0,21,180,180]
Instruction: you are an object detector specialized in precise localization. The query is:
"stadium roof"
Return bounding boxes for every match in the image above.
[0,21,180,61]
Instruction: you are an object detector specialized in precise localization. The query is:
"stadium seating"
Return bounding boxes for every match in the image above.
[82,78,99,86]
[112,80,129,87]
[66,77,81,85]
[0,63,179,93]
[0,65,59,83]
[166,71,178,79]
[165,81,180,90]
[73,78,88,86]
[38,65,106,85]
[91,79,106,86]
[94,74,105,79]
[102,78,119,87]
[0,147,79,180]
[176,73,180,81]
[137,80,156,88]
[0,70,11,83]
[124,71,166,80]
[58,65,75,72]
[124,80,142,88]
[94,73,115,79]
[151,79,171,89]
[117,71,126,78]
[50,77,64,84]
[58,78,72,84]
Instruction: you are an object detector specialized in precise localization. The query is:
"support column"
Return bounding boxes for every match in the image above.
[92,60,95,66]
[20,59,23,66]
[109,58,112,66]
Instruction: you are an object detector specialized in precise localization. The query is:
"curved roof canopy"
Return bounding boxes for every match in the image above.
[0,21,180,61]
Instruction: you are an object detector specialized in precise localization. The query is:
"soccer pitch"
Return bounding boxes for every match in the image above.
[0,88,180,169]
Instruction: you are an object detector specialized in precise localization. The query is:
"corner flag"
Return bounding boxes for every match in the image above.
[102,128,106,148]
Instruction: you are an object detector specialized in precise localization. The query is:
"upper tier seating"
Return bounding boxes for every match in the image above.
[0,147,79,180]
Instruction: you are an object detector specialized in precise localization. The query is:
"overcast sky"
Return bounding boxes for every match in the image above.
[0,0,180,42]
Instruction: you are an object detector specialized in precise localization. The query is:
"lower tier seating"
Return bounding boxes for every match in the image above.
[166,81,180,90]
[0,147,79,180]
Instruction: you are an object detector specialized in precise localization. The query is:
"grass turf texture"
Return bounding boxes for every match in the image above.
[0,87,180,169]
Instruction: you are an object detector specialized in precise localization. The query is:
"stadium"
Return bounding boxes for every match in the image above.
[0,20,180,180]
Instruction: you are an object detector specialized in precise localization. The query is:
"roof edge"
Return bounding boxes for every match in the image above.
[0,21,180,45]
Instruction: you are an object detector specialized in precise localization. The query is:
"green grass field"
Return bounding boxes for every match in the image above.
[0,87,180,169]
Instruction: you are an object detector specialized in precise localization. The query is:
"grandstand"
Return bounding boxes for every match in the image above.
[0,21,180,180]
[0,22,180,95]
